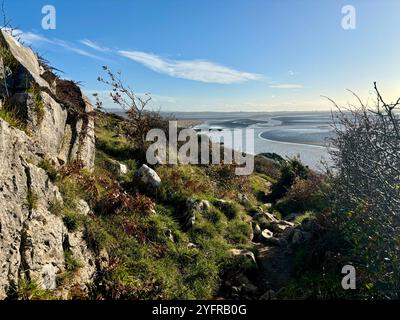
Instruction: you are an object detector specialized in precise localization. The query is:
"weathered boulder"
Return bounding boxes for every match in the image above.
[281,226,295,241]
[237,193,251,206]
[181,198,199,230]
[137,164,161,189]
[165,229,174,242]
[187,242,197,249]
[119,163,128,175]
[223,273,259,298]
[235,273,259,296]
[1,30,49,89]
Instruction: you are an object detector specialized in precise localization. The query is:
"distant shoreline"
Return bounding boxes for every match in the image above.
[257,132,330,149]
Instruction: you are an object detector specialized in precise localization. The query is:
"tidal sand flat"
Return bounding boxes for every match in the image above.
[176,112,335,170]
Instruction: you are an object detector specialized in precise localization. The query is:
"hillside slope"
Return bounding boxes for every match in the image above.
[0,31,328,300]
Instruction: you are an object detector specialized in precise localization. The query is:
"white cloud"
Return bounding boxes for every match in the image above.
[269,84,303,89]
[8,29,104,60]
[53,39,104,60]
[79,39,110,52]
[118,50,262,84]
[13,30,52,45]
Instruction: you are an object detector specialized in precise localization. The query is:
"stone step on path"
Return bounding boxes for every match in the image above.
[249,211,300,295]
[255,243,294,291]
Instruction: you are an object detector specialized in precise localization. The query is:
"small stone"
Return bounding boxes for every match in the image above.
[228,249,257,266]
[137,164,161,189]
[119,163,128,175]
[260,229,274,242]
[41,264,57,290]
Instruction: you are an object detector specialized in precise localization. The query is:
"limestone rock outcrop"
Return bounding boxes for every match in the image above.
[0,30,96,299]
[0,30,95,168]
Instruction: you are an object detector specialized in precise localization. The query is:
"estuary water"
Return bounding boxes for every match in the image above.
[173,111,335,171]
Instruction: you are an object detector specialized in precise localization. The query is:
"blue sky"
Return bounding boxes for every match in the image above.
[5,0,400,111]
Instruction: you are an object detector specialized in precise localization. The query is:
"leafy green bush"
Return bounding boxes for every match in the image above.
[270,157,309,202]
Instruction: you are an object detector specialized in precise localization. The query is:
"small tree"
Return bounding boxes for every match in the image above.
[95,66,168,155]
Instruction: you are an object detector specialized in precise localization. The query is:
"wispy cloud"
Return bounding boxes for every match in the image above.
[118,50,262,84]
[269,84,303,89]
[13,30,52,45]
[9,29,104,61]
[79,39,110,52]
[52,39,104,60]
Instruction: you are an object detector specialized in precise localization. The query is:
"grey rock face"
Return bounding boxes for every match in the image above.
[0,119,95,298]
[1,30,49,89]
[0,31,97,299]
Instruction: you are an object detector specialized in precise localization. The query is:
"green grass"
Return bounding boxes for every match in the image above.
[0,47,19,72]
[158,165,215,201]
[202,207,224,225]
[46,110,286,300]
[27,84,45,125]
[95,113,132,160]
[38,159,57,181]
[26,191,38,211]
[212,200,241,220]
[83,218,115,253]
[57,177,85,209]
[294,211,314,225]
[57,250,82,285]
[14,278,54,300]
[279,271,345,299]
[0,108,25,131]
[62,210,83,232]
[64,250,82,273]
[226,220,252,245]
